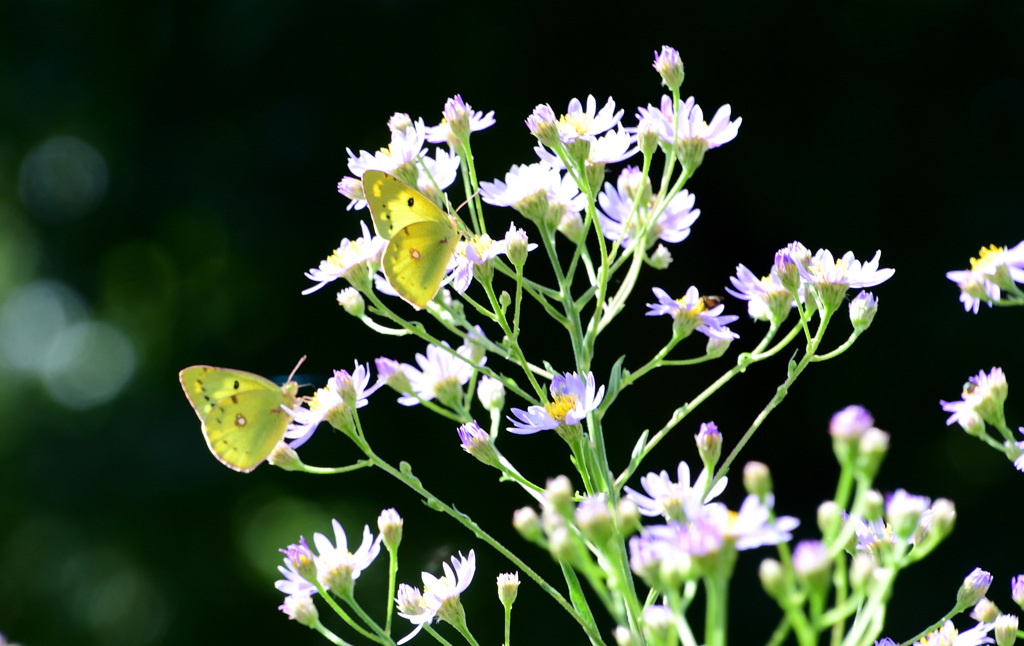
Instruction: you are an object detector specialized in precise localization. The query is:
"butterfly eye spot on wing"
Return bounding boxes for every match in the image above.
[409,248,421,260]
[235,413,247,427]
[406,196,415,207]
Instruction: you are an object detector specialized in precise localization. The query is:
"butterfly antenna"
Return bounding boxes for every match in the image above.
[288,355,307,382]
[454,188,481,215]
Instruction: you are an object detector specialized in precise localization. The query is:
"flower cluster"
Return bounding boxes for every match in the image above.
[626,456,800,592]
[276,519,382,619]
[180,44,1024,646]
[947,241,1024,313]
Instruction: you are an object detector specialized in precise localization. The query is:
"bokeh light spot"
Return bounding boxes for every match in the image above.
[42,320,136,410]
[18,136,109,223]
[0,280,86,375]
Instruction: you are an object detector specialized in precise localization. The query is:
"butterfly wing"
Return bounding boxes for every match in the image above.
[179,366,298,472]
[383,219,460,308]
[362,170,459,309]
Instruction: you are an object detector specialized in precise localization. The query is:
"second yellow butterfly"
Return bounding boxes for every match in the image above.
[362,170,459,309]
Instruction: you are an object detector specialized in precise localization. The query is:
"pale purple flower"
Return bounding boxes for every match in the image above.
[940,367,1007,429]
[635,95,740,151]
[597,168,699,249]
[313,520,382,595]
[624,461,727,522]
[302,221,387,294]
[635,95,695,142]
[798,248,895,290]
[346,117,427,178]
[553,95,623,144]
[534,123,638,168]
[276,538,319,597]
[278,593,318,625]
[450,226,535,293]
[646,286,740,341]
[507,371,604,435]
[337,176,364,209]
[676,101,742,150]
[711,494,799,549]
[912,621,994,646]
[283,362,377,448]
[399,342,485,407]
[480,163,586,226]
[397,551,476,645]
[425,95,496,145]
[946,242,1024,313]
[726,263,802,322]
[415,147,461,195]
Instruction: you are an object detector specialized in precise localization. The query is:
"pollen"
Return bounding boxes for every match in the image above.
[558,112,593,136]
[544,394,579,423]
[970,244,1004,271]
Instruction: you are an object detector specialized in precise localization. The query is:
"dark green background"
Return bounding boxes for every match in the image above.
[1,0,1022,644]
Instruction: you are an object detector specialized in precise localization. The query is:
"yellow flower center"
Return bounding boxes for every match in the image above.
[559,111,594,136]
[970,244,1004,271]
[545,394,579,423]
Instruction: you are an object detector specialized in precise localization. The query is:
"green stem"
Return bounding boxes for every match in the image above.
[314,581,386,643]
[710,309,833,492]
[366,450,607,646]
[296,460,374,475]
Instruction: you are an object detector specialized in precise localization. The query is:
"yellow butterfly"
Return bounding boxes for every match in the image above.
[179,365,301,472]
[362,170,459,309]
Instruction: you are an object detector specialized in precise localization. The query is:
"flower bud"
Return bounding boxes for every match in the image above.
[849,553,875,592]
[457,421,501,468]
[972,597,1000,623]
[830,405,874,439]
[957,568,994,610]
[885,489,929,542]
[743,461,772,500]
[996,614,1018,646]
[477,376,505,412]
[545,475,576,518]
[337,287,365,316]
[526,104,561,148]
[268,441,304,471]
[613,626,639,646]
[616,497,641,535]
[759,558,785,599]
[642,605,674,645]
[695,421,722,471]
[513,507,542,543]
[705,336,731,358]
[548,526,576,563]
[857,427,890,479]
[817,501,842,539]
[653,46,685,90]
[1011,574,1024,610]
[575,495,614,546]
[793,540,831,595]
[849,290,878,332]
[377,508,403,552]
[504,225,532,269]
[648,244,673,270]
[387,112,414,133]
[863,490,885,521]
[497,572,520,609]
[280,593,319,626]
